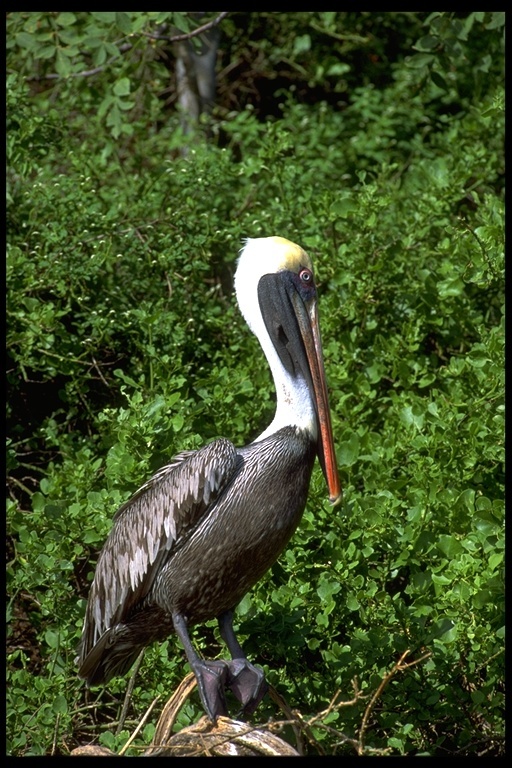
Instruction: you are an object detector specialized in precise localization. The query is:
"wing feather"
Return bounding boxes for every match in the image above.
[79,437,239,658]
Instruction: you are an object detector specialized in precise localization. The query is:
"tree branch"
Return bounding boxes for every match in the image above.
[357,649,432,755]
[143,11,229,43]
[23,13,230,82]
[24,43,132,81]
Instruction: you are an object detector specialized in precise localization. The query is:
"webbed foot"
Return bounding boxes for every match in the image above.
[191,658,229,721]
[226,658,269,715]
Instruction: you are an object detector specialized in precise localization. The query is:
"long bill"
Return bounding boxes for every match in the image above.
[291,292,343,506]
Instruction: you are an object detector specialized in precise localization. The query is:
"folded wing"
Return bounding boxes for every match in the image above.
[78,437,239,667]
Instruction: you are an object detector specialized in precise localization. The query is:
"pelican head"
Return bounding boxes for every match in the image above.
[235,236,341,505]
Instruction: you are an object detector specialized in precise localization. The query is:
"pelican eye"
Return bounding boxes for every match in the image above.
[299,268,313,283]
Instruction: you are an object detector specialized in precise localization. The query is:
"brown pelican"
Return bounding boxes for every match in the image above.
[77,236,341,720]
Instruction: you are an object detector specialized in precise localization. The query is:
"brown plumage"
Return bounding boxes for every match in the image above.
[77,236,341,720]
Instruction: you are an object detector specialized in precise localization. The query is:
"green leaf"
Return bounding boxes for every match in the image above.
[400,405,425,431]
[488,552,503,572]
[293,34,311,55]
[83,529,104,544]
[332,196,357,218]
[53,695,68,714]
[413,35,439,52]
[338,432,360,466]
[90,12,116,23]
[346,594,360,611]
[115,12,133,35]
[407,53,435,69]
[437,276,464,298]
[171,12,193,33]
[45,629,60,649]
[172,413,185,432]
[114,368,140,388]
[473,589,492,608]
[317,579,341,601]
[113,77,131,96]
[485,12,505,30]
[430,71,448,91]
[15,32,37,49]
[437,534,463,558]
[56,12,77,27]
[55,49,72,78]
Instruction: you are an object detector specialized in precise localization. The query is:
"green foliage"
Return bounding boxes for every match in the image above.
[7,11,504,757]
[408,11,505,101]
[6,11,199,139]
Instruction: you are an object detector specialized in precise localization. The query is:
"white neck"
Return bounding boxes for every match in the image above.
[234,238,317,443]
[254,356,317,442]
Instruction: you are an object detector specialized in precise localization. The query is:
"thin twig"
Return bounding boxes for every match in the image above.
[143,12,229,43]
[51,713,60,756]
[25,43,133,81]
[90,355,110,388]
[116,650,145,735]
[267,684,304,755]
[287,680,364,756]
[357,649,432,755]
[307,679,364,727]
[7,475,35,497]
[309,21,370,44]
[474,648,504,675]
[119,695,161,756]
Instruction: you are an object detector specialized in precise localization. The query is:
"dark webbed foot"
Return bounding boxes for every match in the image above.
[226,658,269,715]
[217,609,268,715]
[191,658,229,721]
[173,610,269,722]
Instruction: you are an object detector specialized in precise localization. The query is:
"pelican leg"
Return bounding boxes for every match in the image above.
[218,610,269,715]
[172,613,229,721]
